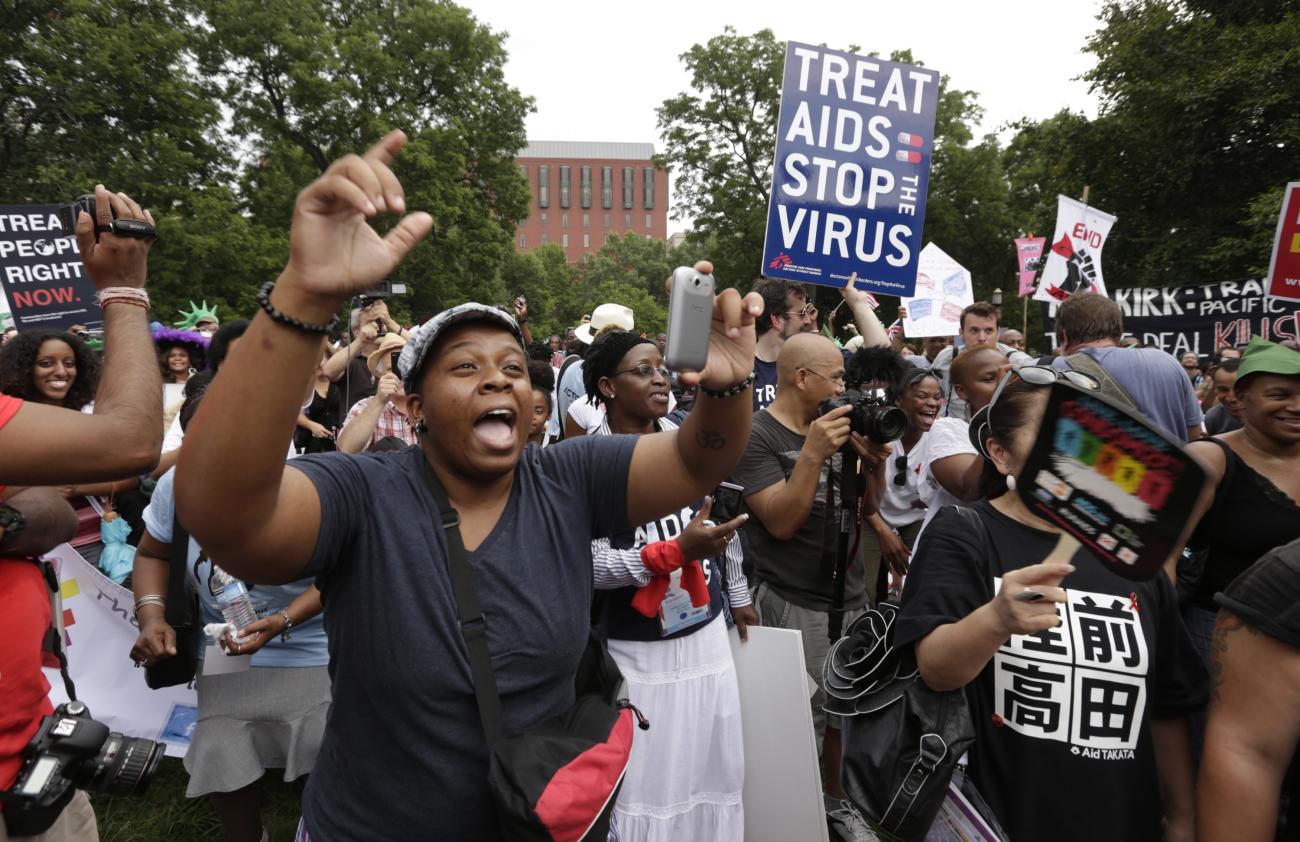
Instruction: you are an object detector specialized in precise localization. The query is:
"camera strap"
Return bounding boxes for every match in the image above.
[30,558,76,700]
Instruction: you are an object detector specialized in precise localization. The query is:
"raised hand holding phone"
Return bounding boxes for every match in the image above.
[662,261,763,390]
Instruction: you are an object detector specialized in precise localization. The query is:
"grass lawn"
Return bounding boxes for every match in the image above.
[90,757,306,841]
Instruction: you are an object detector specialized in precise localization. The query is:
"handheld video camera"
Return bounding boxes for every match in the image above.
[2,702,164,836]
[54,195,157,241]
[817,388,907,444]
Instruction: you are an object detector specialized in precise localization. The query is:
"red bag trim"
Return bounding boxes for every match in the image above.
[533,709,635,842]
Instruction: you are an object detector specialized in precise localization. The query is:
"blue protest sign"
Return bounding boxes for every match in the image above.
[761,43,940,297]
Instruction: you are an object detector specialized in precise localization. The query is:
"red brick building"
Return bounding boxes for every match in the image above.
[514,141,669,262]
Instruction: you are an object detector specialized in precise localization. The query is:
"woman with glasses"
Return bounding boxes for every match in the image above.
[862,366,943,600]
[893,366,1205,842]
[581,329,752,841]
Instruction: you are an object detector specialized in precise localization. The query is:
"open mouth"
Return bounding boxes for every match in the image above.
[44,379,69,392]
[650,390,670,404]
[917,409,938,427]
[473,407,517,450]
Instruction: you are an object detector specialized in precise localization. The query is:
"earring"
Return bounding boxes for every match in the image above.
[1005,470,1017,492]
[413,419,428,434]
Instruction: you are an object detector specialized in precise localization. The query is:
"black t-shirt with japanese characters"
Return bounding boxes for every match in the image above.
[896,502,1207,842]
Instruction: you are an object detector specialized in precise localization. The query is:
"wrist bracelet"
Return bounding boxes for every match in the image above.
[277,609,295,641]
[134,595,165,615]
[256,281,341,336]
[97,287,150,309]
[700,372,755,400]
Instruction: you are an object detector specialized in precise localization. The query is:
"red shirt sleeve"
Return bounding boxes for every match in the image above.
[0,394,22,431]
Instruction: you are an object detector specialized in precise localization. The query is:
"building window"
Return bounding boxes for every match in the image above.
[538,165,549,208]
[624,212,631,228]
[605,232,611,244]
[518,164,527,180]
[622,168,634,209]
[562,213,569,228]
[562,233,569,248]
[540,211,547,227]
[519,232,526,248]
[559,165,571,208]
[601,167,613,209]
[603,212,611,227]
[580,166,592,209]
[583,233,590,248]
[643,168,655,209]
[540,232,548,245]
[582,213,589,229]
[645,214,652,229]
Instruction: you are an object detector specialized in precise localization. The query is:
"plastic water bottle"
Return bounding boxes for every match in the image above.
[213,566,258,644]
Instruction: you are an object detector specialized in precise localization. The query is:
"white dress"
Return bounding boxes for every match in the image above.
[590,416,746,842]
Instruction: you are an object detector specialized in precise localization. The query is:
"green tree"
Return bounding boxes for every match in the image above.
[191,0,534,321]
[1005,0,1300,288]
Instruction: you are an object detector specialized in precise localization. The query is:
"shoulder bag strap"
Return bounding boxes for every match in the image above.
[418,460,506,745]
[1065,352,1141,416]
[165,512,194,630]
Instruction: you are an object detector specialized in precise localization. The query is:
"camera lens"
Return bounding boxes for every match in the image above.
[76,733,165,796]
[865,405,908,443]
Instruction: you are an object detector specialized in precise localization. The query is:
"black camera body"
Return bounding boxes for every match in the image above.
[55,194,156,240]
[55,195,100,238]
[2,702,163,836]
[818,388,907,444]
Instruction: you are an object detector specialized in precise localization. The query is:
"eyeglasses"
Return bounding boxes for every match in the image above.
[893,455,908,487]
[613,364,670,380]
[784,303,818,319]
[971,365,1101,459]
[799,367,845,385]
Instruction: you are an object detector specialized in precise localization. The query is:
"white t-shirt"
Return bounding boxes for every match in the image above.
[914,417,978,542]
[161,403,299,460]
[879,436,928,528]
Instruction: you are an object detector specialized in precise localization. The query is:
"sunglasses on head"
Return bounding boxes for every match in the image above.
[967,365,1101,460]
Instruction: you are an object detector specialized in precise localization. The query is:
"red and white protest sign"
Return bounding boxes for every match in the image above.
[1266,182,1300,303]
[1014,236,1046,298]
[1034,196,1116,304]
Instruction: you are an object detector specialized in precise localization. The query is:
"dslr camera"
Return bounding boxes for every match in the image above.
[817,388,907,444]
[54,194,156,241]
[2,701,164,836]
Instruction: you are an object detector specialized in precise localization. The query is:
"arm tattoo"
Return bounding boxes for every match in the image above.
[1209,610,1256,705]
[696,430,726,450]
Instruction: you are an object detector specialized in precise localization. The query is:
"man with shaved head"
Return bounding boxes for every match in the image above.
[733,333,890,814]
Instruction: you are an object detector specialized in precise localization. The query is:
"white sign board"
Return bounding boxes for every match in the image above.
[729,626,828,842]
[43,545,197,757]
[901,243,974,338]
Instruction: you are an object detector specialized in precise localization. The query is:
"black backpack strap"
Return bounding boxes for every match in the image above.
[418,460,506,745]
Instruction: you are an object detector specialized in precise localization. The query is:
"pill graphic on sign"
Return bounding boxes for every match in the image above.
[894,150,922,164]
[898,132,925,148]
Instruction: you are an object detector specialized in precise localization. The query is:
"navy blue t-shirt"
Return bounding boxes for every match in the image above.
[292,439,635,841]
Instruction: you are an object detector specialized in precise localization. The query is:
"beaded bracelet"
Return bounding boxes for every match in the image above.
[256,280,341,335]
[96,287,150,309]
[700,371,755,399]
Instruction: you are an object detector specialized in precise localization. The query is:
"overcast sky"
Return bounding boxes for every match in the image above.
[463,0,1110,233]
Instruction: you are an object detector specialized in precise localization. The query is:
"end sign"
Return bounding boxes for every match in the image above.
[1266,182,1300,303]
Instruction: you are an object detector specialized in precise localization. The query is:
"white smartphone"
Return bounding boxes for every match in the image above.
[665,266,714,372]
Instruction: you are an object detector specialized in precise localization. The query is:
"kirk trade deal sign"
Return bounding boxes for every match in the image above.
[761,43,940,297]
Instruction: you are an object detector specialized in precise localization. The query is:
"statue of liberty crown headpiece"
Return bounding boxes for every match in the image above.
[174,300,220,330]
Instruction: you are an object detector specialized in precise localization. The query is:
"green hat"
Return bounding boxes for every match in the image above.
[1236,336,1300,382]
[175,301,220,331]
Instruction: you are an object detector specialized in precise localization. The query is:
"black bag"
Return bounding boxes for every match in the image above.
[825,601,973,841]
[144,512,198,689]
[419,461,645,841]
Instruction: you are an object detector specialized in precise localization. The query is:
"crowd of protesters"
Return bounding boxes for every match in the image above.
[0,136,1298,842]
